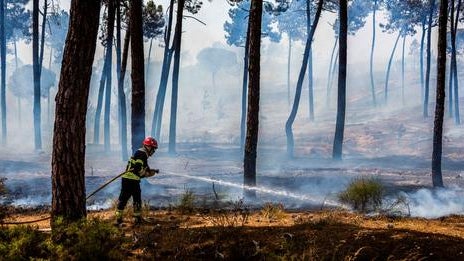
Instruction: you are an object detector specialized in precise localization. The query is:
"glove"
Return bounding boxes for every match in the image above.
[145,169,159,177]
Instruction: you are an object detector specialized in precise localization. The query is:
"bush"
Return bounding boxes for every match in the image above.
[178,187,196,214]
[338,177,384,212]
[51,217,126,260]
[0,225,51,260]
[260,202,285,222]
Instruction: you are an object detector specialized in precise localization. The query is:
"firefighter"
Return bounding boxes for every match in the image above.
[115,136,159,225]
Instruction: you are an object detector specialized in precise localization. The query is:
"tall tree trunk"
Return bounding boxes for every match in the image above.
[39,0,47,75]
[130,0,146,154]
[287,35,292,108]
[145,37,153,86]
[116,0,128,160]
[448,0,455,118]
[401,35,406,105]
[151,0,175,139]
[33,0,42,150]
[326,36,338,107]
[332,0,347,160]
[244,0,263,199]
[169,0,185,154]
[431,0,448,188]
[104,0,116,153]
[424,0,436,118]
[93,49,108,144]
[307,3,314,121]
[384,32,401,104]
[51,0,101,222]
[240,22,250,149]
[420,18,426,100]
[0,0,5,145]
[453,0,461,124]
[369,0,377,106]
[285,0,324,157]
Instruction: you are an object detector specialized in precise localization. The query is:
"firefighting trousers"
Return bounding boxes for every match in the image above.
[116,178,142,217]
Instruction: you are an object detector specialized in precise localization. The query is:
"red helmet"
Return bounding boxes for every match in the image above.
[143,136,158,149]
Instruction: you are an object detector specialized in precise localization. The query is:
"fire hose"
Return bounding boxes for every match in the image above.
[1,170,154,225]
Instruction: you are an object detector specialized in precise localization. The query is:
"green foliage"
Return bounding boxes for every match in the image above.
[51,217,125,260]
[0,225,51,260]
[178,187,196,214]
[338,177,384,212]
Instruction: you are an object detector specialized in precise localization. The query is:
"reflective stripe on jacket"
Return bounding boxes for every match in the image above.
[122,148,149,181]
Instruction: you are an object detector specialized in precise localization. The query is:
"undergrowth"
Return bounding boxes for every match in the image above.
[338,177,384,212]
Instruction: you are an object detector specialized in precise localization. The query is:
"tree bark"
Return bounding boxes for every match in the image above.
[431,0,448,187]
[332,0,347,160]
[244,0,263,199]
[285,0,324,157]
[116,0,128,160]
[51,0,101,222]
[130,0,146,154]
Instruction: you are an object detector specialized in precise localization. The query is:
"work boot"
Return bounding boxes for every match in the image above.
[114,217,123,227]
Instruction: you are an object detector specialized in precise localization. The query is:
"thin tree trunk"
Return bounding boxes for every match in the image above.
[424,0,436,118]
[448,0,455,118]
[93,49,108,144]
[130,0,146,154]
[287,35,292,108]
[369,0,377,106]
[116,0,128,160]
[453,0,461,124]
[420,18,426,100]
[0,0,5,145]
[33,0,42,150]
[145,37,153,86]
[431,0,448,188]
[169,0,185,154]
[51,0,101,223]
[151,0,175,139]
[285,0,324,157]
[307,3,314,121]
[104,0,116,153]
[384,32,401,104]
[401,35,406,105]
[243,0,263,199]
[240,22,250,149]
[39,0,47,75]
[326,37,338,107]
[332,0,347,160]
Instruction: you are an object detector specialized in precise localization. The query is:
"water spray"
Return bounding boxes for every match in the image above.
[157,170,342,207]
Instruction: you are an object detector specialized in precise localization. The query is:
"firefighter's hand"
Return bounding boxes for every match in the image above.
[154,169,159,174]
[145,169,158,177]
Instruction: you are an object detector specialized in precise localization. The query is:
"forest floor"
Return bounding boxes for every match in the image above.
[4,207,464,260]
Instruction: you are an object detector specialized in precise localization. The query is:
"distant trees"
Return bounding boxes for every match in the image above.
[196,46,238,90]
[448,0,462,124]
[431,0,448,187]
[51,0,101,222]
[0,0,6,145]
[143,1,164,85]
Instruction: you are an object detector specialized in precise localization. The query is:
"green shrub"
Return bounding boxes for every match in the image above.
[0,225,51,260]
[51,217,126,260]
[260,202,285,222]
[338,177,384,212]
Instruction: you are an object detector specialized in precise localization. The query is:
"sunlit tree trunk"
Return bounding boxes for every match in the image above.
[431,0,448,188]
[51,0,101,222]
[244,0,263,199]
[130,0,146,153]
[285,0,323,157]
[424,0,436,118]
[33,0,42,150]
[332,0,347,160]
